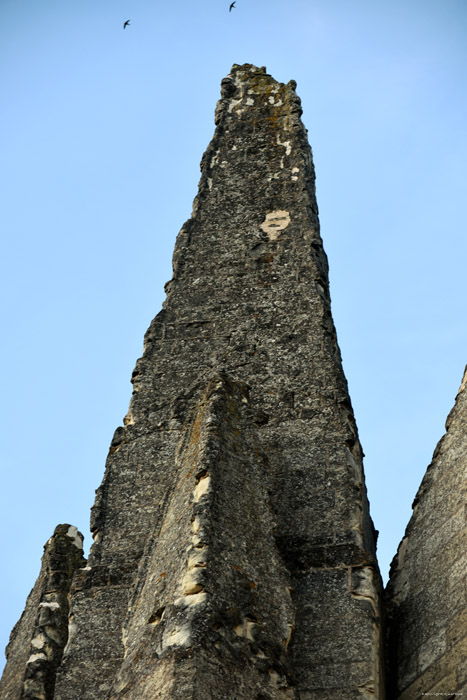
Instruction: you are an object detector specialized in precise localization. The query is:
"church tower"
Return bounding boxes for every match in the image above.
[2,64,382,700]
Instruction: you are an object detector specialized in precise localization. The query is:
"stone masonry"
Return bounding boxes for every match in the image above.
[1,64,464,700]
[0,525,85,700]
[385,368,467,698]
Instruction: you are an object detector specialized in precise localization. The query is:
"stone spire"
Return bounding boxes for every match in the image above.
[385,368,467,698]
[1,64,382,699]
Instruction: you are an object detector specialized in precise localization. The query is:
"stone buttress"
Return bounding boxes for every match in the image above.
[0,525,85,700]
[2,65,383,699]
[385,368,467,699]
[109,375,297,699]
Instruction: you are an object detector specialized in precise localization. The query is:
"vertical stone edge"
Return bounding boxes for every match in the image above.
[109,373,298,700]
[0,524,86,700]
[385,367,467,699]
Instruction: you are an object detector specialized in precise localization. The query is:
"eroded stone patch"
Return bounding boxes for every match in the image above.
[260,210,291,240]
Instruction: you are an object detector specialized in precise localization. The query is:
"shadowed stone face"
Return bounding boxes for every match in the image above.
[385,367,467,699]
[1,64,383,700]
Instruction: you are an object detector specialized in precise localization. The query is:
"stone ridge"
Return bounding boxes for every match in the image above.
[2,64,382,699]
[385,368,467,699]
[109,374,297,699]
[0,524,85,700]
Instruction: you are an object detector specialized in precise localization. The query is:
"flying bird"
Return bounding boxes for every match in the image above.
[229,2,236,11]
[123,19,131,29]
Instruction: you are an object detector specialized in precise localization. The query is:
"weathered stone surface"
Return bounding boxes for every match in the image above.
[385,367,467,699]
[109,374,296,699]
[3,64,383,699]
[0,524,85,700]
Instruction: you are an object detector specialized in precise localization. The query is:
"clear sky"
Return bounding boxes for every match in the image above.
[1,0,466,673]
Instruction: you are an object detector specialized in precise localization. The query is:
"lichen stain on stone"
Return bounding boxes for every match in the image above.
[268,95,283,107]
[66,525,83,549]
[186,408,203,451]
[260,210,291,240]
[276,135,291,155]
[228,96,243,114]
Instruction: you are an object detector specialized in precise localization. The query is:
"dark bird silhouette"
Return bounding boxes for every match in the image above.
[123,19,131,29]
[229,2,236,11]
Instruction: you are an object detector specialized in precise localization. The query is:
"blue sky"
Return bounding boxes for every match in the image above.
[1,0,466,671]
